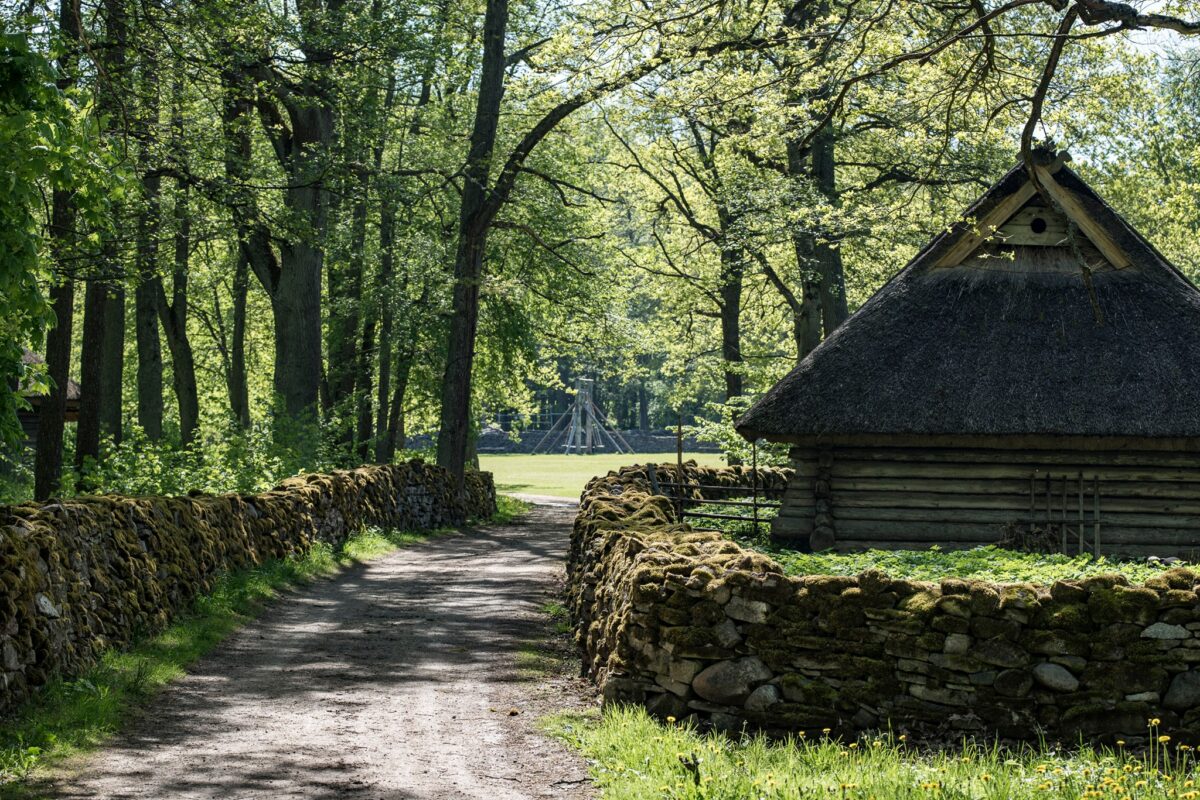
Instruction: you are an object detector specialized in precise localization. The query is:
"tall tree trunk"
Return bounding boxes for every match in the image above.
[373,196,395,462]
[436,0,509,487]
[99,286,124,444]
[34,274,74,500]
[638,380,649,432]
[355,304,376,463]
[35,0,82,500]
[386,353,412,457]
[92,0,129,448]
[217,78,264,429]
[786,139,824,358]
[811,121,847,335]
[158,176,199,444]
[269,101,333,439]
[229,253,250,428]
[134,59,163,441]
[75,282,108,477]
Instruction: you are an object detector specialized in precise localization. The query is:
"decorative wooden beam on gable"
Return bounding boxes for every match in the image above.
[933,152,1131,270]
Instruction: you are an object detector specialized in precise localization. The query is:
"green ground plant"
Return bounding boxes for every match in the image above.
[688,504,1175,585]
[548,705,1200,800]
[763,545,1175,585]
[0,498,528,791]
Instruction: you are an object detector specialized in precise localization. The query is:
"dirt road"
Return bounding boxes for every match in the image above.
[50,502,592,800]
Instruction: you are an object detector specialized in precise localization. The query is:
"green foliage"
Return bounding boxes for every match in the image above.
[549,706,1199,800]
[74,423,328,496]
[757,544,1174,585]
[687,398,790,467]
[0,30,111,450]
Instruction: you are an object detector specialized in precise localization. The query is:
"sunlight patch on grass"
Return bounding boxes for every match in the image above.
[479,452,725,498]
[550,706,1200,799]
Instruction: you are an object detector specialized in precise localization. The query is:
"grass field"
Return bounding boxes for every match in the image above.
[478,452,725,498]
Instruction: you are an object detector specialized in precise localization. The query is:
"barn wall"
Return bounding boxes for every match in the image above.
[772,445,1200,559]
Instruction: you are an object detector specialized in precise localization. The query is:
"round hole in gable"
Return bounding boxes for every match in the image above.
[1030,217,1048,234]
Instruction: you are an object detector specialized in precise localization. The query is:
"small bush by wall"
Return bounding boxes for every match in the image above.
[0,461,495,712]
[568,464,1200,742]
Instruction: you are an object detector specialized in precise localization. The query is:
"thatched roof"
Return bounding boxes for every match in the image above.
[737,152,1200,443]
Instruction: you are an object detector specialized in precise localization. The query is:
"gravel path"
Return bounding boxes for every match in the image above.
[49,503,593,800]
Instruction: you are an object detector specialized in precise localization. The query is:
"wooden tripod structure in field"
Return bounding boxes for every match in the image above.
[532,378,633,455]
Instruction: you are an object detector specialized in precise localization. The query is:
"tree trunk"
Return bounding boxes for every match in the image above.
[436,0,509,487]
[158,175,199,445]
[229,252,250,428]
[34,272,73,500]
[811,121,848,335]
[134,8,162,443]
[786,138,825,358]
[386,354,411,457]
[217,80,262,430]
[638,380,650,432]
[99,286,125,445]
[373,196,395,462]
[271,103,333,438]
[355,304,376,463]
[75,281,108,477]
[35,0,82,500]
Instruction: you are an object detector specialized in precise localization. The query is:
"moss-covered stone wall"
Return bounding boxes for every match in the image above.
[568,464,1200,742]
[0,461,495,712]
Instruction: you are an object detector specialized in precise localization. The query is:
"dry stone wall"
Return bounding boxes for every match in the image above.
[568,464,1200,742]
[0,461,495,712]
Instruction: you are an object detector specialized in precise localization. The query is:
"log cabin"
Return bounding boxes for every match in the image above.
[736,149,1200,559]
[16,350,80,450]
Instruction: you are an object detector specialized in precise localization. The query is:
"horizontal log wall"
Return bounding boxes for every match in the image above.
[771,445,1200,558]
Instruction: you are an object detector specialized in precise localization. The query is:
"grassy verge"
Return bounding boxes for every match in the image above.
[547,706,1200,799]
[0,498,529,791]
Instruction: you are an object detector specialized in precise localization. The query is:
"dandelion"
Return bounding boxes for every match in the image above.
[1162,735,1173,743]
[666,716,676,724]
[1151,718,1163,727]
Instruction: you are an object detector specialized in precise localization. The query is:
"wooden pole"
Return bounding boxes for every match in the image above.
[1077,472,1084,555]
[1093,475,1101,556]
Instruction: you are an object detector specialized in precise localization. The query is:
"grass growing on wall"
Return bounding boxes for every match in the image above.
[0,499,528,790]
[548,706,1200,800]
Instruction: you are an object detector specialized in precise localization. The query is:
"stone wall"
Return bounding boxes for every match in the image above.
[0,461,495,712]
[568,464,1200,742]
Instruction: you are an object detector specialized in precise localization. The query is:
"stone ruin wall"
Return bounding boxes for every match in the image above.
[568,464,1200,742]
[0,461,495,712]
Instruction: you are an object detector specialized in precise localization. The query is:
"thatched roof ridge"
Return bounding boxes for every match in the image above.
[737,156,1200,443]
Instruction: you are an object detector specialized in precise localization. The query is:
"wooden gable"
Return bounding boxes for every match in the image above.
[933,153,1132,270]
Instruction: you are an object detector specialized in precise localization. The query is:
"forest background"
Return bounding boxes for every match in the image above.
[0,0,1196,501]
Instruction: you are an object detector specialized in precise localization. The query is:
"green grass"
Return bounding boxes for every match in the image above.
[753,544,1176,585]
[478,452,725,498]
[547,705,1200,799]
[688,501,1172,584]
[0,500,528,792]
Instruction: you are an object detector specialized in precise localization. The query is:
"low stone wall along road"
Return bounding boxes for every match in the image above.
[49,503,591,800]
